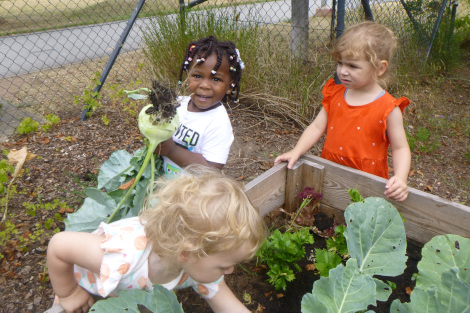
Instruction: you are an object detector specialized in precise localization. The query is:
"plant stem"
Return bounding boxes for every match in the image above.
[107,142,157,223]
[286,197,312,232]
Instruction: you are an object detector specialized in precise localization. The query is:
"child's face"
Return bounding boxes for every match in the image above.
[336,55,378,91]
[187,52,233,112]
[179,243,251,283]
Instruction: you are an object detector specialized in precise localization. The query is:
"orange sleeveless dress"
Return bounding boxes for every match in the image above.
[320,79,409,179]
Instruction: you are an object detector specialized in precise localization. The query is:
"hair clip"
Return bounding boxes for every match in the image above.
[187,57,192,62]
[234,99,239,103]
[178,81,182,85]
[211,70,216,75]
[190,45,196,52]
[184,61,189,65]
[229,55,234,60]
[230,66,236,72]
[196,59,202,64]
[231,83,236,88]
[201,58,205,62]
[235,48,245,70]
[231,91,235,94]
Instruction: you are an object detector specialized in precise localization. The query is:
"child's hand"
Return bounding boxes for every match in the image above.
[384,176,409,202]
[274,150,302,169]
[58,285,94,313]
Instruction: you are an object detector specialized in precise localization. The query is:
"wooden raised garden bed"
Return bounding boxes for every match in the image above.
[245,154,470,244]
[46,154,470,313]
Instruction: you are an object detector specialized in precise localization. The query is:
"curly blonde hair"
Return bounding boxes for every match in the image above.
[331,21,398,87]
[139,165,266,269]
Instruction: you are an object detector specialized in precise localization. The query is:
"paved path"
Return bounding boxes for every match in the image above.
[0,0,328,78]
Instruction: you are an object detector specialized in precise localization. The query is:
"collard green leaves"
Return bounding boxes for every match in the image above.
[302,197,407,312]
[64,148,163,232]
[391,234,470,312]
[89,285,183,313]
[345,197,407,276]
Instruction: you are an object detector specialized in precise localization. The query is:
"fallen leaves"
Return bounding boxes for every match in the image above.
[118,178,135,190]
[58,207,74,214]
[7,147,37,178]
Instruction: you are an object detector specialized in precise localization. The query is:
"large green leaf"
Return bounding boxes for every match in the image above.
[301,197,408,312]
[64,188,116,232]
[390,268,470,312]
[97,150,134,191]
[302,258,376,313]
[417,234,470,287]
[90,285,184,313]
[344,197,407,276]
[391,234,470,312]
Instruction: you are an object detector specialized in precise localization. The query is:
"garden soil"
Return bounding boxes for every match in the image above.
[0,62,469,312]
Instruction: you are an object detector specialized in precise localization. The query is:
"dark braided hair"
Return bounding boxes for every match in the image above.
[178,36,243,102]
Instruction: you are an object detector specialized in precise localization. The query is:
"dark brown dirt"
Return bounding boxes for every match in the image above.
[0,63,469,313]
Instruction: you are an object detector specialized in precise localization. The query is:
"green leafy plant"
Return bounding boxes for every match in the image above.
[65,81,179,232]
[391,234,470,312]
[73,71,102,117]
[101,114,110,126]
[301,197,408,312]
[314,224,349,277]
[16,117,39,135]
[256,227,314,291]
[348,188,364,203]
[256,187,321,290]
[89,284,184,312]
[41,113,60,132]
[0,159,14,194]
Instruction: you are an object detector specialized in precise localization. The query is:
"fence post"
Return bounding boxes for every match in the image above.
[291,0,309,61]
[361,0,374,20]
[80,0,147,121]
[423,0,449,68]
[334,0,346,84]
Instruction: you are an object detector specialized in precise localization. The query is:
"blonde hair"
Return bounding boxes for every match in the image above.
[331,21,398,86]
[140,165,266,269]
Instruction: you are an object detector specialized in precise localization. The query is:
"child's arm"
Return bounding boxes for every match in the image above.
[205,279,250,313]
[274,108,328,169]
[385,107,411,201]
[47,231,105,313]
[155,139,224,169]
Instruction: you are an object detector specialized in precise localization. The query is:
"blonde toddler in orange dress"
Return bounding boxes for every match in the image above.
[275,21,411,202]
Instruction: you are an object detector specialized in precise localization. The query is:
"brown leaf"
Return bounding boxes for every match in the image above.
[305,263,316,271]
[70,136,78,142]
[235,175,245,181]
[40,137,50,144]
[254,303,265,313]
[118,178,135,190]
[417,170,425,177]
[58,207,74,214]
[409,169,416,177]
[276,293,285,299]
[264,291,273,298]
[405,286,413,295]
[8,147,36,178]
[425,185,433,192]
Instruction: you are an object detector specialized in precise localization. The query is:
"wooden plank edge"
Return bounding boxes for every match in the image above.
[244,162,287,217]
[302,154,470,242]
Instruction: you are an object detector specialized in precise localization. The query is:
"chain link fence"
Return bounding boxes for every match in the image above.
[0,0,463,139]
